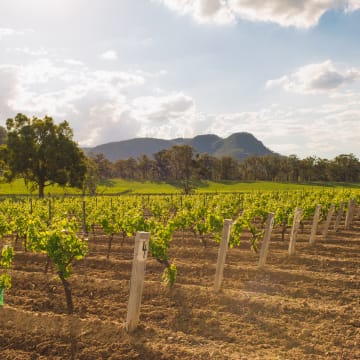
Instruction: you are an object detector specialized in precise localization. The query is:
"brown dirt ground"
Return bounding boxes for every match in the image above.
[0,215,359,360]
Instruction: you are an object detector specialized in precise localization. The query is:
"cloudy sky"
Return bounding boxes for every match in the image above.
[1,0,360,158]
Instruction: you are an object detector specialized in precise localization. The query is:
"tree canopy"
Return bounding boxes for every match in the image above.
[0,126,6,145]
[3,113,87,197]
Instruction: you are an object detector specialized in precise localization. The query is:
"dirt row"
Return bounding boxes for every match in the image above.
[0,216,359,359]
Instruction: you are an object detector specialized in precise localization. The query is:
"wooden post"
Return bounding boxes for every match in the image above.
[126,232,150,333]
[309,204,321,245]
[82,200,89,279]
[214,219,232,292]
[334,202,345,232]
[288,208,302,256]
[258,213,275,268]
[82,201,87,236]
[322,203,335,241]
[345,199,356,230]
[48,200,52,225]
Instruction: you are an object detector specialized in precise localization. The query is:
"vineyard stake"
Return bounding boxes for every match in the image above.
[82,200,88,280]
[322,203,335,241]
[309,204,321,245]
[288,208,302,256]
[345,199,356,230]
[214,219,232,292]
[48,200,52,225]
[82,201,86,235]
[334,202,345,232]
[126,232,150,333]
[258,213,275,268]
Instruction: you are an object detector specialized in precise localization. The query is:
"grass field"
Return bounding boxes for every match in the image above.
[1,178,359,196]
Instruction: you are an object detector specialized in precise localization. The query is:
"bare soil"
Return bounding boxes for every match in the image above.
[0,217,359,359]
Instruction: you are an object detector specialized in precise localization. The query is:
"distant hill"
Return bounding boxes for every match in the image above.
[84,132,275,161]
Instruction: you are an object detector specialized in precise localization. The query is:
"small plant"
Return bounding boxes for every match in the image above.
[161,262,177,287]
[0,245,14,305]
[45,218,88,314]
[28,217,88,314]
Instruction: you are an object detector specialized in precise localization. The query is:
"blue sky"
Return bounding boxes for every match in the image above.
[1,0,360,158]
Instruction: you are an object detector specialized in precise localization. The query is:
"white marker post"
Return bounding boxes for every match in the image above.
[214,219,232,293]
[126,232,150,333]
[345,199,356,230]
[258,213,275,268]
[322,204,335,241]
[288,208,302,256]
[309,205,321,245]
[334,202,345,232]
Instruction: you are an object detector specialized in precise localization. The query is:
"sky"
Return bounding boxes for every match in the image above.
[1,0,360,159]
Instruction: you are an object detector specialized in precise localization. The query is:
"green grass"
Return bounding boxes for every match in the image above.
[0,179,82,196]
[1,178,359,196]
[193,180,360,192]
[96,179,182,194]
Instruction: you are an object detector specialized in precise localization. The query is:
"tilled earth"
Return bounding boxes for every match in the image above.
[0,216,359,359]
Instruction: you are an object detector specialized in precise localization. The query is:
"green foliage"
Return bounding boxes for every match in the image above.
[0,125,6,145]
[148,219,174,264]
[44,219,88,279]
[1,178,360,196]
[0,188,358,291]
[27,217,88,279]
[82,157,99,195]
[0,212,11,237]
[0,245,14,289]
[161,262,177,287]
[229,221,243,248]
[3,113,87,198]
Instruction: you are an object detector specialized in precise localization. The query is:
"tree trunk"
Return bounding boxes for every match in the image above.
[107,234,114,259]
[39,182,45,198]
[59,273,74,314]
[281,220,288,241]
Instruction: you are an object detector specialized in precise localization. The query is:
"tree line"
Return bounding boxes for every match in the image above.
[90,146,360,185]
[1,114,359,198]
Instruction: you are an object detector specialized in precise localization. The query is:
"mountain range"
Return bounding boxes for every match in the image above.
[84,132,275,162]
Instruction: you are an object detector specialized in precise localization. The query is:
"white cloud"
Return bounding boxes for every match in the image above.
[154,0,360,28]
[6,47,49,56]
[0,58,180,145]
[0,58,146,132]
[0,65,20,117]
[0,27,33,39]
[100,50,118,60]
[0,28,17,39]
[153,0,234,25]
[0,28,22,39]
[228,0,334,28]
[64,59,84,66]
[132,93,194,122]
[1,57,360,158]
[345,0,360,12]
[208,101,360,158]
[266,60,360,94]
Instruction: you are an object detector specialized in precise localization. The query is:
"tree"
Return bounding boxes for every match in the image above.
[0,126,6,145]
[220,156,239,180]
[138,154,156,180]
[82,156,99,195]
[154,149,172,180]
[169,145,195,194]
[329,154,360,182]
[4,113,87,198]
[90,153,113,181]
[196,153,221,181]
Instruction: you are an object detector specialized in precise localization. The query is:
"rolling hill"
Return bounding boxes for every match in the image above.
[84,132,275,161]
